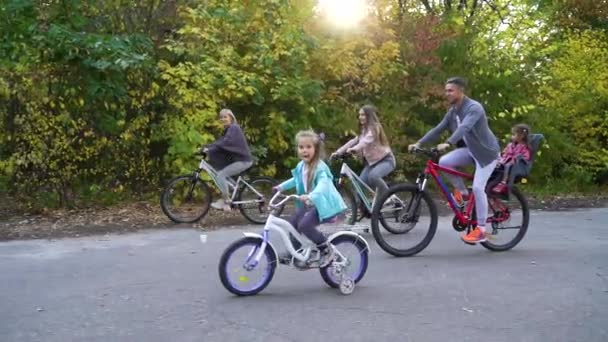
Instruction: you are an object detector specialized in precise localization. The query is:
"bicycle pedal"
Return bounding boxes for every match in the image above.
[278,257,292,265]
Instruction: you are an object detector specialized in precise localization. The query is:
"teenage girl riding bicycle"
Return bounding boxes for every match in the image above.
[331,105,396,217]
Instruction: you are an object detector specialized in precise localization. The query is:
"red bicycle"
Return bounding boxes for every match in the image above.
[370,147,529,257]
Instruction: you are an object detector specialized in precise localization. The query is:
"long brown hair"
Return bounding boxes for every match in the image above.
[360,105,389,146]
[295,130,325,192]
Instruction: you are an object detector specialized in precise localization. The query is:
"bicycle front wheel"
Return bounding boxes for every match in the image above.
[237,177,278,224]
[160,175,211,223]
[371,183,438,257]
[218,237,276,296]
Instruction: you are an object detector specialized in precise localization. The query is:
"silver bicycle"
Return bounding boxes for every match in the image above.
[161,151,280,224]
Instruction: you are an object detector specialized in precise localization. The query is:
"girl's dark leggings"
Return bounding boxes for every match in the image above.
[288,206,328,246]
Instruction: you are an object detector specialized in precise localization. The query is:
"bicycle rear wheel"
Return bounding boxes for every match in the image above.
[480,186,530,251]
[160,174,211,223]
[237,176,279,224]
[319,234,368,288]
[371,183,438,257]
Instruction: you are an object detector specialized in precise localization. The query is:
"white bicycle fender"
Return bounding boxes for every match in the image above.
[327,231,371,253]
[242,232,279,261]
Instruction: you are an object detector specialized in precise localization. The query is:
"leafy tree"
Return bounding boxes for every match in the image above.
[157,0,323,176]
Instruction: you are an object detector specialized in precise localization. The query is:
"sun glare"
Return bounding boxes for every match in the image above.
[318,0,367,27]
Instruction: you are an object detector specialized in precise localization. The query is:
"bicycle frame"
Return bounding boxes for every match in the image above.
[337,162,377,211]
[195,157,264,205]
[416,153,506,227]
[422,159,473,216]
[246,193,366,267]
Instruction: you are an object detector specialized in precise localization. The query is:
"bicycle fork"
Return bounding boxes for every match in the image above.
[404,173,428,222]
[244,229,270,270]
[186,171,201,201]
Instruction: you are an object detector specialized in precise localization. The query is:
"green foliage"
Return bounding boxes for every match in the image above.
[536,30,608,182]
[1,0,607,210]
[1,0,162,208]
[157,0,322,176]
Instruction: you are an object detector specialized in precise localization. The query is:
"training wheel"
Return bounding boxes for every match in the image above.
[339,276,355,295]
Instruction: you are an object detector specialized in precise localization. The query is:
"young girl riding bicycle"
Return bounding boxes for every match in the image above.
[275,130,348,267]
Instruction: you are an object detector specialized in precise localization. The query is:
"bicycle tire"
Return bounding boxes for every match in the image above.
[218,237,276,296]
[319,235,369,288]
[160,174,211,223]
[371,183,438,257]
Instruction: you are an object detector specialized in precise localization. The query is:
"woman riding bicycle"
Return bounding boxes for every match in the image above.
[332,105,396,201]
[408,77,500,244]
[204,108,253,211]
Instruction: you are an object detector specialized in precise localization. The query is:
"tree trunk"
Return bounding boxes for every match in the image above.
[420,0,434,13]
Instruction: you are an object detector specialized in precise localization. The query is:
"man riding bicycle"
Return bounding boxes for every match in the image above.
[408,77,500,244]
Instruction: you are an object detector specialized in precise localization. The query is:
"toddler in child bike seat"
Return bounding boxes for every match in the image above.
[274,130,348,267]
[492,124,532,194]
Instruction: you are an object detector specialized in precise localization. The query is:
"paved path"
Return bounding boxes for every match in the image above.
[1,208,607,341]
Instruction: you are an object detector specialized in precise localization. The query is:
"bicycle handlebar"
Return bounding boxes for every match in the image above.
[412,147,440,160]
[195,148,208,158]
[269,192,301,208]
[329,152,353,162]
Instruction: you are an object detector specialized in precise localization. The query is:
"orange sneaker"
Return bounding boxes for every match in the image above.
[461,227,487,244]
[452,190,470,208]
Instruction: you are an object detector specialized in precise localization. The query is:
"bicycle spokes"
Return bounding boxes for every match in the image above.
[395,192,421,224]
[479,187,530,251]
[488,198,515,226]
[371,184,438,257]
[161,175,211,223]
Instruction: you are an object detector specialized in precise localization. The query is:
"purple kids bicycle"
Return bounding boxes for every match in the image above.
[218,192,370,296]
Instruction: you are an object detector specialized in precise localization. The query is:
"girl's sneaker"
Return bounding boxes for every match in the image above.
[211,199,231,211]
[492,182,508,194]
[211,199,224,210]
[318,244,336,268]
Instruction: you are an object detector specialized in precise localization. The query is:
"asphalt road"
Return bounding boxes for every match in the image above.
[1,208,607,342]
